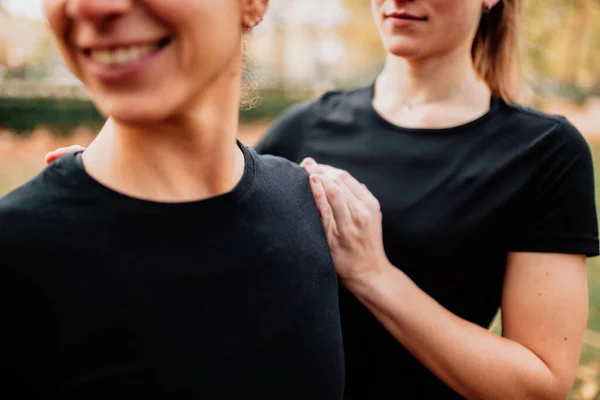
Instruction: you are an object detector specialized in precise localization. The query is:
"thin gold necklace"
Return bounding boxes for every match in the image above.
[399,80,474,112]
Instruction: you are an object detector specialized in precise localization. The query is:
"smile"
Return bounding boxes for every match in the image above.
[82,37,172,67]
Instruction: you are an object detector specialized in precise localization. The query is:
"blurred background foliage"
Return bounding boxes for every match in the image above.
[1,0,600,133]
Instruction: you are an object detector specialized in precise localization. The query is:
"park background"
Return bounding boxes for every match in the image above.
[1,0,599,398]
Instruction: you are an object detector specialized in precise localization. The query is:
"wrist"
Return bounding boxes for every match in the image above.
[342,259,397,296]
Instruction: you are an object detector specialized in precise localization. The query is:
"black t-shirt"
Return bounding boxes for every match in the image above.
[256,85,600,399]
[0,143,345,399]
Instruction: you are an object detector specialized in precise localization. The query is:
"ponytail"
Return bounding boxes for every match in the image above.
[472,0,523,103]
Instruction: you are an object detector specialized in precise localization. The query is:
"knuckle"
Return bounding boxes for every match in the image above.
[323,166,335,176]
[319,206,333,219]
[330,239,343,252]
[328,187,342,199]
[368,197,381,211]
[338,170,351,180]
[355,209,371,226]
[343,227,360,244]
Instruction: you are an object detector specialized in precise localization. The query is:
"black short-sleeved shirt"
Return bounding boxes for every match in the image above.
[256,85,600,399]
[0,143,345,399]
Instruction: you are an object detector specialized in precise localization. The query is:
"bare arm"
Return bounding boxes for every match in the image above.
[347,252,587,400]
[303,160,588,400]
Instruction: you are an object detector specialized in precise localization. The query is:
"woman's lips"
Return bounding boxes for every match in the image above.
[81,37,172,86]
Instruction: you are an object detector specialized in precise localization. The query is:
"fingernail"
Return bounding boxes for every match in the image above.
[305,158,316,166]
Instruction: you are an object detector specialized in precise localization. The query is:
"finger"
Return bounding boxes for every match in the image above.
[300,157,317,168]
[44,145,86,165]
[329,169,380,212]
[308,164,371,207]
[307,165,363,208]
[305,163,340,175]
[303,163,326,176]
[314,165,365,202]
[309,175,335,233]
[336,170,367,201]
[319,174,353,230]
[334,176,366,222]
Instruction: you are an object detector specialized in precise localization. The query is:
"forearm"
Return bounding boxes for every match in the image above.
[346,266,567,400]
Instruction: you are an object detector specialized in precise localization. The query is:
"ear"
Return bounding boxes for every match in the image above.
[241,0,269,30]
[482,0,501,12]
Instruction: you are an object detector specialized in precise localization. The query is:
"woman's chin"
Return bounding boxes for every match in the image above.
[384,39,432,60]
[96,101,175,126]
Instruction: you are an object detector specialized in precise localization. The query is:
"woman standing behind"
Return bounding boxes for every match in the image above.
[258,0,599,399]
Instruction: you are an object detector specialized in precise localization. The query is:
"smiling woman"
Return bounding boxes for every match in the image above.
[0,1,345,398]
[44,0,248,123]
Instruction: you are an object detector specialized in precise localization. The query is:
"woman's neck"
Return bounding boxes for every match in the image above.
[373,46,492,129]
[82,68,245,203]
[378,43,483,104]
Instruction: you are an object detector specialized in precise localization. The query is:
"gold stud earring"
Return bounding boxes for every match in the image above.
[244,17,261,30]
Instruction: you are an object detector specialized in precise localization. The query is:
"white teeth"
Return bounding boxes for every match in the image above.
[115,48,128,64]
[129,47,141,62]
[89,43,159,66]
[97,51,112,64]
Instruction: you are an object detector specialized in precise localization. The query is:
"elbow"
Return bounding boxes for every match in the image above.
[530,392,568,400]
[523,377,574,400]
[530,391,570,400]
[495,365,574,400]
[520,352,579,400]
[547,384,574,400]
[466,380,570,400]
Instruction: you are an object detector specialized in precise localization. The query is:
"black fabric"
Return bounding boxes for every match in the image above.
[256,85,600,399]
[0,143,345,399]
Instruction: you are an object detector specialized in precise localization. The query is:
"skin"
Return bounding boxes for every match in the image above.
[43,0,268,202]
[44,0,589,398]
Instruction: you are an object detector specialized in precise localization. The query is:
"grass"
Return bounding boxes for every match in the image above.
[0,127,599,398]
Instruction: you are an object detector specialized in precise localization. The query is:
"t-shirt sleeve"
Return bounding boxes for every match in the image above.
[509,119,600,257]
[253,99,315,163]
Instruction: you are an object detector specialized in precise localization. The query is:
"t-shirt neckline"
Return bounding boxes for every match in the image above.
[365,82,504,136]
[67,140,256,215]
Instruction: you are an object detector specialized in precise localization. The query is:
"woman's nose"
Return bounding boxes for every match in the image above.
[65,0,133,24]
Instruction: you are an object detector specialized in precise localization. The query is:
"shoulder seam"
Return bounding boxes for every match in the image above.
[507,103,565,125]
[311,85,371,122]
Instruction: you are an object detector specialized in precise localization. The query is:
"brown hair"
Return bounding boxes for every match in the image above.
[472,0,523,103]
